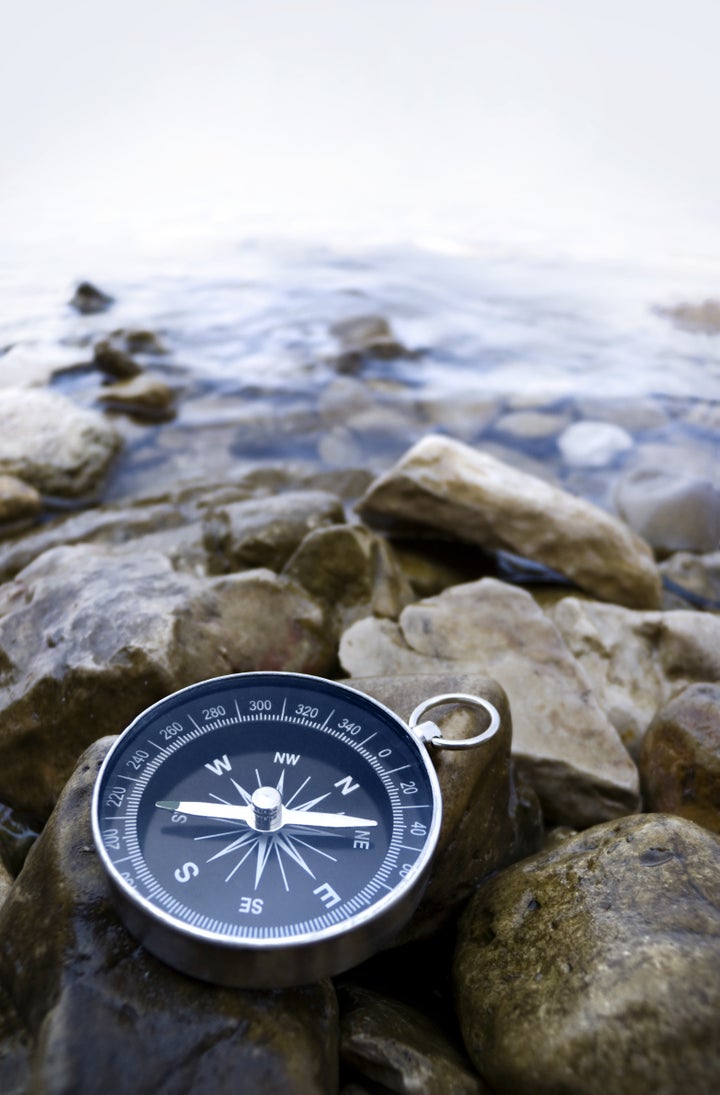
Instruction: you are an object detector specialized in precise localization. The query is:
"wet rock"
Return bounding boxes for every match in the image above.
[0,388,122,498]
[345,674,542,938]
[0,740,338,1095]
[204,490,344,574]
[0,544,334,818]
[69,281,115,314]
[285,524,415,635]
[549,596,720,755]
[0,803,40,877]
[454,813,720,1095]
[356,435,661,609]
[93,337,143,379]
[109,328,167,355]
[329,315,412,373]
[339,579,639,827]
[640,683,720,832]
[558,419,634,467]
[0,860,12,908]
[657,298,720,334]
[0,474,41,526]
[660,550,720,610]
[418,393,498,441]
[615,465,720,554]
[98,373,177,420]
[339,984,485,1094]
[574,395,669,432]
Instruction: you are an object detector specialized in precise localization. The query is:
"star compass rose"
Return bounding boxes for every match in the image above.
[156,770,378,894]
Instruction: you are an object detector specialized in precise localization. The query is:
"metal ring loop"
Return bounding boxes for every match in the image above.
[408,692,501,750]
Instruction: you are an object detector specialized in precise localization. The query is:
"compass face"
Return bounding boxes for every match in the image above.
[92,672,442,986]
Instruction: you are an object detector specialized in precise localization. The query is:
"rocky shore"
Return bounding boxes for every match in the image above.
[0,295,719,1094]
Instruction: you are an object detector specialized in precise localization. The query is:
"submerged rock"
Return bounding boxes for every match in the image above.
[615,465,720,555]
[339,984,484,1095]
[339,578,639,827]
[640,683,720,832]
[356,435,661,609]
[69,281,115,314]
[93,337,143,379]
[549,596,720,755]
[657,298,720,334]
[0,544,334,818]
[557,419,634,467]
[329,315,413,373]
[454,813,720,1095]
[0,740,339,1095]
[0,388,122,498]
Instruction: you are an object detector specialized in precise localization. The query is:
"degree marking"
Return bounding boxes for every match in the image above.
[189,714,202,732]
[383,764,411,775]
[319,708,335,731]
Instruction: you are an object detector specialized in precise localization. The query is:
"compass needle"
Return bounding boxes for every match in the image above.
[93,672,495,987]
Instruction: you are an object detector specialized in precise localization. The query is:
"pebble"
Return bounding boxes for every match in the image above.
[69,281,115,314]
[0,474,41,525]
[558,419,634,467]
[97,373,177,419]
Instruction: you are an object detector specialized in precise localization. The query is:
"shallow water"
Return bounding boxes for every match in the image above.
[1,238,718,510]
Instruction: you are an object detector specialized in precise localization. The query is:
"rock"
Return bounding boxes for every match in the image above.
[339,984,485,1095]
[0,740,338,1095]
[285,525,415,635]
[0,474,41,526]
[0,803,40,877]
[660,550,720,610]
[0,388,122,498]
[391,538,493,599]
[339,579,639,827]
[657,298,720,334]
[356,436,661,609]
[558,419,634,467]
[0,860,12,909]
[0,544,334,818]
[417,393,498,441]
[640,683,720,832]
[69,281,115,314]
[615,466,720,555]
[344,674,542,938]
[454,813,720,1095]
[109,328,167,355]
[574,395,669,433]
[204,490,344,574]
[93,337,143,379]
[98,373,177,420]
[495,409,570,440]
[329,315,412,373]
[549,596,720,755]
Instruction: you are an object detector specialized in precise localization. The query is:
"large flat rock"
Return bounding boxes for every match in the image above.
[356,435,661,609]
[339,578,639,826]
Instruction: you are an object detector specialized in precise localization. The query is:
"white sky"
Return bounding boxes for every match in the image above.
[2,0,720,264]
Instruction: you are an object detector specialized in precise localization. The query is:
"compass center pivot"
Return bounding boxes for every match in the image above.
[251,786,283,831]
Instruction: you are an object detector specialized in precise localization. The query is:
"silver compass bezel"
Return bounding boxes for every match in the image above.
[91,671,443,987]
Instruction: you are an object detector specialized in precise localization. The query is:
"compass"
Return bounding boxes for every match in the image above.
[91,672,499,987]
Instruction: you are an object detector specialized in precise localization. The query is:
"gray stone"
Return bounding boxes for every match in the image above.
[0,388,122,498]
[0,544,334,818]
[285,524,415,634]
[615,465,720,554]
[339,984,485,1095]
[329,315,411,372]
[356,435,661,609]
[339,579,639,827]
[454,813,720,1095]
[0,740,338,1095]
[69,281,114,314]
[657,298,720,333]
[345,674,542,938]
[640,682,720,832]
[495,409,570,440]
[558,419,634,467]
[204,490,344,573]
[549,596,720,755]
